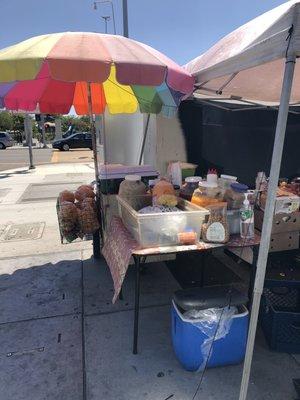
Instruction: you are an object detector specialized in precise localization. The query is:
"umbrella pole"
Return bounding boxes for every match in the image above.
[238,54,296,400]
[138,114,150,165]
[87,83,99,183]
[87,82,102,258]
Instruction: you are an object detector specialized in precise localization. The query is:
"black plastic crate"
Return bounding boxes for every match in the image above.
[260,283,300,353]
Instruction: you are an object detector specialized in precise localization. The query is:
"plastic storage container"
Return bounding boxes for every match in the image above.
[227,209,240,235]
[99,164,158,194]
[180,176,202,201]
[172,301,249,371]
[219,174,238,190]
[118,175,147,198]
[224,183,248,210]
[260,282,300,353]
[117,194,208,247]
[191,182,224,208]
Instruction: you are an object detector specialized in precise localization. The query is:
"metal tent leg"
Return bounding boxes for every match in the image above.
[238,54,296,400]
[133,255,141,354]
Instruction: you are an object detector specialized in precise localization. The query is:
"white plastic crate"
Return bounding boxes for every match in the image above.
[117,195,209,247]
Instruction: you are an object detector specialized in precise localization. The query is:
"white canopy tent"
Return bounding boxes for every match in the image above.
[185,1,300,400]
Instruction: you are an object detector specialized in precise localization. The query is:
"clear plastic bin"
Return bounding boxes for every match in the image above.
[117,195,209,247]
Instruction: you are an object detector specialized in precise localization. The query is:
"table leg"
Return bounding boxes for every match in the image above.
[133,255,141,354]
[248,245,259,310]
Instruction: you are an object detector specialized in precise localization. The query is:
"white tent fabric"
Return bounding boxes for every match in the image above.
[185,0,300,103]
[185,2,299,400]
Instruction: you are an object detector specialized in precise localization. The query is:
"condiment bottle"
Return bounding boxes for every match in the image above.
[240,192,255,239]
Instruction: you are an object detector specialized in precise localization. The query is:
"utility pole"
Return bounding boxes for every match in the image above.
[122,0,129,37]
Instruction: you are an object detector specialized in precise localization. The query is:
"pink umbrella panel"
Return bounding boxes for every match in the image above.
[0,32,194,117]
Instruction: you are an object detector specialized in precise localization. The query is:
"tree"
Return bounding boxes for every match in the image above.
[60,115,91,133]
[0,111,13,131]
[11,113,25,132]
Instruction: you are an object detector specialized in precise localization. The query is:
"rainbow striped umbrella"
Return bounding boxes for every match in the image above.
[0,32,194,117]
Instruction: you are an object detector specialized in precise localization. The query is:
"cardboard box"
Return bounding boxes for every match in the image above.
[269,231,299,252]
[259,192,300,214]
[255,209,300,233]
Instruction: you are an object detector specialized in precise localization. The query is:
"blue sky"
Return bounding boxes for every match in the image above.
[0,0,288,64]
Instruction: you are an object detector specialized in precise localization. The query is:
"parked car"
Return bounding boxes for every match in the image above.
[0,132,14,149]
[52,132,92,151]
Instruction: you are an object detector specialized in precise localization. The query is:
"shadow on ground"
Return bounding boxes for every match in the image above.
[0,251,298,400]
[0,169,31,180]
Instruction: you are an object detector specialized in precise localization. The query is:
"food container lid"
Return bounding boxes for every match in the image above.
[220,174,237,181]
[199,181,218,188]
[231,182,248,192]
[185,176,202,183]
[125,175,141,182]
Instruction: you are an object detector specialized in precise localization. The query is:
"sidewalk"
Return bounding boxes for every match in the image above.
[0,163,298,400]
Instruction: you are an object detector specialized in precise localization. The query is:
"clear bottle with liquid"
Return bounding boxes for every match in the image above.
[240,192,254,239]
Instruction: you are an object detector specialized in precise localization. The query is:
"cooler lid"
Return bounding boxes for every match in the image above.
[173,286,248,311]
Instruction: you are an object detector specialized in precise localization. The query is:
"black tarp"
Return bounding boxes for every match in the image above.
[178,100,300,187]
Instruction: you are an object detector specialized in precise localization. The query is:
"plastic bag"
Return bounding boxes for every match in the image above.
[184,306,237,371]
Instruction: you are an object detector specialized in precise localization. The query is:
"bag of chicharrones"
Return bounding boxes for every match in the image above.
[74,184,95,202]
[59,201,79,238]
[78,199,99,235]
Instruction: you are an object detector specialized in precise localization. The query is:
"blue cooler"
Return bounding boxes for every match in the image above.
[171,286,249,371]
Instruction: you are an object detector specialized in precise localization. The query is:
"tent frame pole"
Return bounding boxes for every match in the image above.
[238,53,296,400]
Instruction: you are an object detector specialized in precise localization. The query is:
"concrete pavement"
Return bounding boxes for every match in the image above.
[0,147,93,172]
[0,162,298,400]
[0,162,95,257]
[0,147,53,172]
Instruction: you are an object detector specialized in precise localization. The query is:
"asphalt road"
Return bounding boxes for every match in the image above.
[0,147,53,172]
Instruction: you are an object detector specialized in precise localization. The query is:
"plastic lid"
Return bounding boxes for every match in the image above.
[199,181,218,188]
[125,175,141,181]
[220,174,237,180]
[207,174,218,185]
[231,182,248,192]
[185,176,202,183]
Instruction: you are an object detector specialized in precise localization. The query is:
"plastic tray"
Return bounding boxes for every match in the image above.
[117,195,209,247]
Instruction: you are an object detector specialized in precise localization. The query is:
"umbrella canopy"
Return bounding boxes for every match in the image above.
[0,32,194,116]
[185,0,300,104]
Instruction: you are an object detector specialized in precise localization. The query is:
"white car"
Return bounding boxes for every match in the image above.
[0,132,14,149]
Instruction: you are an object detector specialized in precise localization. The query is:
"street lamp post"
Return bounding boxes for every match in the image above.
[101,15,111,34]
[93,1,116,34]
[122,0,129,37]
[24,114,35,170]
